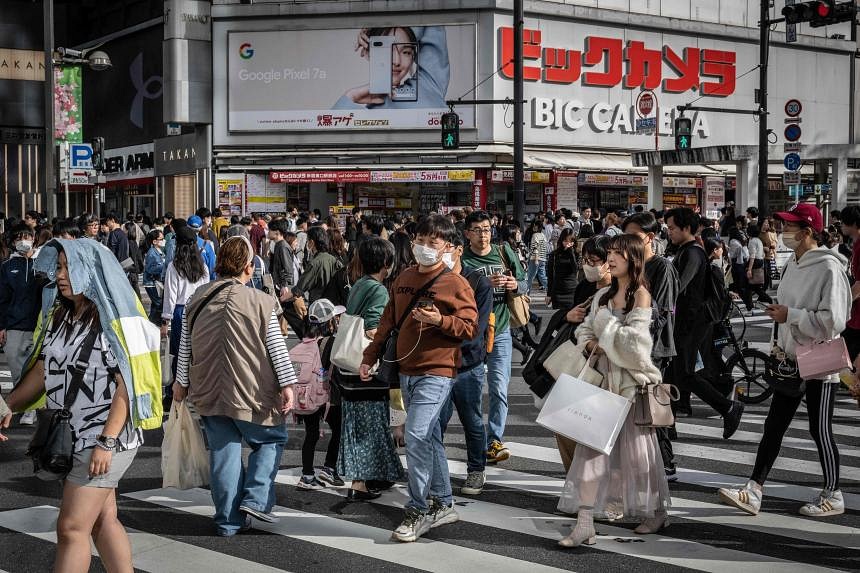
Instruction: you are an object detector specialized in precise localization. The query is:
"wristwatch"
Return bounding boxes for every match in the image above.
[96,435,117,451]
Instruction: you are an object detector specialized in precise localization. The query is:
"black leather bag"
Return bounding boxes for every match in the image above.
[763,324,806,398]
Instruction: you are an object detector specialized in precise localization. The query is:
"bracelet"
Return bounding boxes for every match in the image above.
[94,441,114,452]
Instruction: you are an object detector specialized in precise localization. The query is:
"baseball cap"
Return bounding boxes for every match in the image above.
[773,203,823,233]
[308,298,346,324]
[187,215,203,230]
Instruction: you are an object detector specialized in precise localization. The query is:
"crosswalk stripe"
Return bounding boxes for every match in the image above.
[675,421,860,458]
[450,449,860,551]
[0,505,287,573]
[717,413,860,439]
[797,403,859,419]
[275,469,845,573]
[124,487,570,573]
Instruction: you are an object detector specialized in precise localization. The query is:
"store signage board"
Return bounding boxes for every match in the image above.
[490,170,550,183]
[269,169,475,184]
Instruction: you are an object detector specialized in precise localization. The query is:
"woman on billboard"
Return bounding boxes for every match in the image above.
[333,26,449,109]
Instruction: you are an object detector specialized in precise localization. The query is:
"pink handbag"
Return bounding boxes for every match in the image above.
[795,338,851,380]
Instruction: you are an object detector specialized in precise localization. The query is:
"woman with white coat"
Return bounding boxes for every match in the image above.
[719,204,851,518]
[557,234,670,548]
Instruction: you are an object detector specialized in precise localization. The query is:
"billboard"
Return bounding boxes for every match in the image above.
[228,25,476,131]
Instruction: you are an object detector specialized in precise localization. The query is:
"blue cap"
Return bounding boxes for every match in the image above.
[187,215,203,229]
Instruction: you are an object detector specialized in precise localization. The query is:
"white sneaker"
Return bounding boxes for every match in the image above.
[718,480,762,516]
[19,411,36,425]
[460,471,485,495]
[799,490,845,517]
[391,508,432,543]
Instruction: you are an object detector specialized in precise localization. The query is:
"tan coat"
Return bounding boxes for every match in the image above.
[186,278,284,426]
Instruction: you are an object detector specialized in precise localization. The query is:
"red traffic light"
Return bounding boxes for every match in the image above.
[817,1,832,17]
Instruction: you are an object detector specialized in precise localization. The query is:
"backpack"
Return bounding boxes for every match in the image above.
[290,337,330,416]
[322,263,350,307]
[703,263,731,325]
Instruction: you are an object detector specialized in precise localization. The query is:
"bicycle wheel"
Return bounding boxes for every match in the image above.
[727,301,747,342]
[724,348,774,404]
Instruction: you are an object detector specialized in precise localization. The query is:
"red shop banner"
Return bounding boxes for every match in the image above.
[269,170,371,184]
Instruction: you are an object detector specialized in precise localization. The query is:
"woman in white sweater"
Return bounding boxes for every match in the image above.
[719,204,851,518]
[557,234,669,548]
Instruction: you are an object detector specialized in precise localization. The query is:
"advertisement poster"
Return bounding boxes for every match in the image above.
[556,171,578,210]
[55,66,82,145]
[704,177,726,220]
[228,25,476,131]
[216,175,245,216]
[246,173,287,213]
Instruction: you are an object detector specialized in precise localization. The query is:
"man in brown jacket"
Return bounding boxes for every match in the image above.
[360,215,478,544]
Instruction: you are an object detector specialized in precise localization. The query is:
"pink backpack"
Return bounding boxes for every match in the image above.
[290,337,330,416]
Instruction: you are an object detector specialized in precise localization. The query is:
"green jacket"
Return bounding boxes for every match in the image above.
[292,251,342,302]
[461,243,527,332]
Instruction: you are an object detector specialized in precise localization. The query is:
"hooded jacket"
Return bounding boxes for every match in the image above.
[0,252,42,331]
[777,247,852,376]
[22,239,163,429]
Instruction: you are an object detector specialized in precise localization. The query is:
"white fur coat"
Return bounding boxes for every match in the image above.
[576,287,662,401]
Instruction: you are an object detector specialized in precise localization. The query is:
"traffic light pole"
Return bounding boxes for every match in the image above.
[513,0,525,227]
[758,0,770,216]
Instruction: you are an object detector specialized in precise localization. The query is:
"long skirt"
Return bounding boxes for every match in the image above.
[557,409,671,519]
[337,400,404,482]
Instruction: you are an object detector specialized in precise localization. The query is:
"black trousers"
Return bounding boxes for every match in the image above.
[751,382,839,491]
[297,405,342,476]
[654,359,675,470]
[842,326,860,362]
[671,324,733,418]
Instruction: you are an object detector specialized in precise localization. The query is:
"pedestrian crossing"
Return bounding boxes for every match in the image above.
[0,397,859,572]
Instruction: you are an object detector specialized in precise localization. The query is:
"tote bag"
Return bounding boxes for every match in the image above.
[330,314,371,374]
[796,338,851,380]
[544,340,604,387]
[536,373,631,455]
[162,401,210,489]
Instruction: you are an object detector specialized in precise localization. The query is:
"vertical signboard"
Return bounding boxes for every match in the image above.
[704,177,726,220]
[555,171,578,210]
[216,174,245,216]
[55,66,82,145]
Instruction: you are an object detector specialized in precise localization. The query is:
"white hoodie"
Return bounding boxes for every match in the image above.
[777,247,852,377]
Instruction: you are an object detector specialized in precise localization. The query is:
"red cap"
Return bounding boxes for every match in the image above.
[773,203,823,233]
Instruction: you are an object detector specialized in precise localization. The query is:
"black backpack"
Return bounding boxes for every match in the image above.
[322,263,350,307]
[703,263,731,325]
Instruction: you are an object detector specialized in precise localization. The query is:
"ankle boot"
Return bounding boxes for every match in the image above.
[558,509,596,548]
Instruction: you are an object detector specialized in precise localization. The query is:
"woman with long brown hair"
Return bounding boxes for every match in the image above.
[557,234,669,547]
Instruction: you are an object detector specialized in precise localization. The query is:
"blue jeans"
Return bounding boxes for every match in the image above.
[440,364,487,473]
[527,260,547,293]
[401,374,455,512]
[486,328,513,446]
[201,415,289,535]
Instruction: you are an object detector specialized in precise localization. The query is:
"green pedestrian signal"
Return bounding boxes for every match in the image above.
[674,117,692,151]
[441,112,459,150]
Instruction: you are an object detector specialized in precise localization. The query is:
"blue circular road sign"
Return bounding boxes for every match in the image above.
[784,124,802,142]
[784,153,801,171]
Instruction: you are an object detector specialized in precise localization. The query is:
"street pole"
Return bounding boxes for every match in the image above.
[758,0,770,216]
[43,0,56,218]
[513,0,525,226]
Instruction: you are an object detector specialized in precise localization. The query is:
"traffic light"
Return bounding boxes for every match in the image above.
[674,117,692,151]
[441,112,459,150]
[91,136,105,171]
[782,1,855,27]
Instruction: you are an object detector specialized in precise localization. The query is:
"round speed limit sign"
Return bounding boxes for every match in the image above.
[785,99,802,117]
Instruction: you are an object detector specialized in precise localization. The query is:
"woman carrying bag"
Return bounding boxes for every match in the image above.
[557,235,669,548]
[719,204,851,518]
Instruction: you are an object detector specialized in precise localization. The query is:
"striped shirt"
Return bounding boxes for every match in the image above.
[175,308,297,388]
[530,232,548,262]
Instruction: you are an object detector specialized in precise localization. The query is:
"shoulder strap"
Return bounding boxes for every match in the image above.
[64,325,102,410]
[393,268,449,331]
[189,282,232,334]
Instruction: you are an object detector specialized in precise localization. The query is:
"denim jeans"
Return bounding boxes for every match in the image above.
[440,363,487,473]
[486,328,513,446]
[401,374,455,512]
[201,415,289,535]
[526,260,548,293]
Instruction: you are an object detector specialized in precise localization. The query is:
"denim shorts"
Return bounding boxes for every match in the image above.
[65,447,138,488]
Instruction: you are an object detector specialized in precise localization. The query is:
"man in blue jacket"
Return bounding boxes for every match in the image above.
[440,233,494,495]
[0,224,43,424]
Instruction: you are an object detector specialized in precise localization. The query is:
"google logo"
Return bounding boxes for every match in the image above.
[239,43,254,59]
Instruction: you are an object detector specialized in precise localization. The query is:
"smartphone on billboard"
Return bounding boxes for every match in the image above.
[369,36,394,95]
[390,42,418,102]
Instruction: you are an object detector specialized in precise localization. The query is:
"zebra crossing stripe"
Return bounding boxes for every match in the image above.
[0,505,287,573]
[123,487,572,573]
[724,413,860,439]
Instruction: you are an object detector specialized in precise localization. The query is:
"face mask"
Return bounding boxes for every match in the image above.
[582,263,604,283]
[413,243,441,266]
[441,251,455,270]
[15,240,32,254]
[782,231,802,250]
[268,242,276,254]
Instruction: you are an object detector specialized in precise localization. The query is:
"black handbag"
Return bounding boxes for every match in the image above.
[523,309,576,398]
[763,324,806,398]
[374,268,449,387]
[26,326,100,481]
[332,366,389,401]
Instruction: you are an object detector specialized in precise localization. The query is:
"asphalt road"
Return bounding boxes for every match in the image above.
[0,296,858,573]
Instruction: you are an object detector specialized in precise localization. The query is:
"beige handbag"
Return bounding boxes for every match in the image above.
[497,246,531,328]
[544,341,603,387]
[633,383,679,428]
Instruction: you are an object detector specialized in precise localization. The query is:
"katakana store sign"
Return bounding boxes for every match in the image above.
[492,15,850,149]
[269,169,476,184]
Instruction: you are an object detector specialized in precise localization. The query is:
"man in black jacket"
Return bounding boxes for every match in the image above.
[268,219,298,295]
[666,208,744,440]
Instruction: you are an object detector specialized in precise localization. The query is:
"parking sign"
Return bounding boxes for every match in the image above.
[69,143,94,169]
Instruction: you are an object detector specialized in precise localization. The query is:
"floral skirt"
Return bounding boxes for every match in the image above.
[337,400,404,482]
[557,409,671,519]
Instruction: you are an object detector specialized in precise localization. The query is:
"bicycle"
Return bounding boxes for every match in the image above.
[710,307,775,405]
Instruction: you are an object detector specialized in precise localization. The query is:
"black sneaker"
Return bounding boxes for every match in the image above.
[318,466,345,487]
[723,401,745,439]
[297,475,326,491]
[665,467,678,483]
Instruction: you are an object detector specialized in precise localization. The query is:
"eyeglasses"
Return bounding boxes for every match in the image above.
[584,257,603,266]
[469,227,492,235]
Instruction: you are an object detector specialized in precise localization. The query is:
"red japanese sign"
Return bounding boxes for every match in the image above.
[636,92,655,117]
[498,27,736,97]
[269,171,371,184]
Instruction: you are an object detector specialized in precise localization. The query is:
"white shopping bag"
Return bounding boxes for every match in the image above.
[161,401,210,489]
[160,337,172,388]
[536,373,631,455]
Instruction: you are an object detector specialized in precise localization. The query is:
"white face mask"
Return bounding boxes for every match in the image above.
[413,243,442,266]
[441,251,455,270]
[15,240,33,254]
[582,263,605,283]
[782,231,802,250]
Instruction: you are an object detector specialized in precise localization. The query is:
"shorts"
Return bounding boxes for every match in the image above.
[65,447,138,488]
